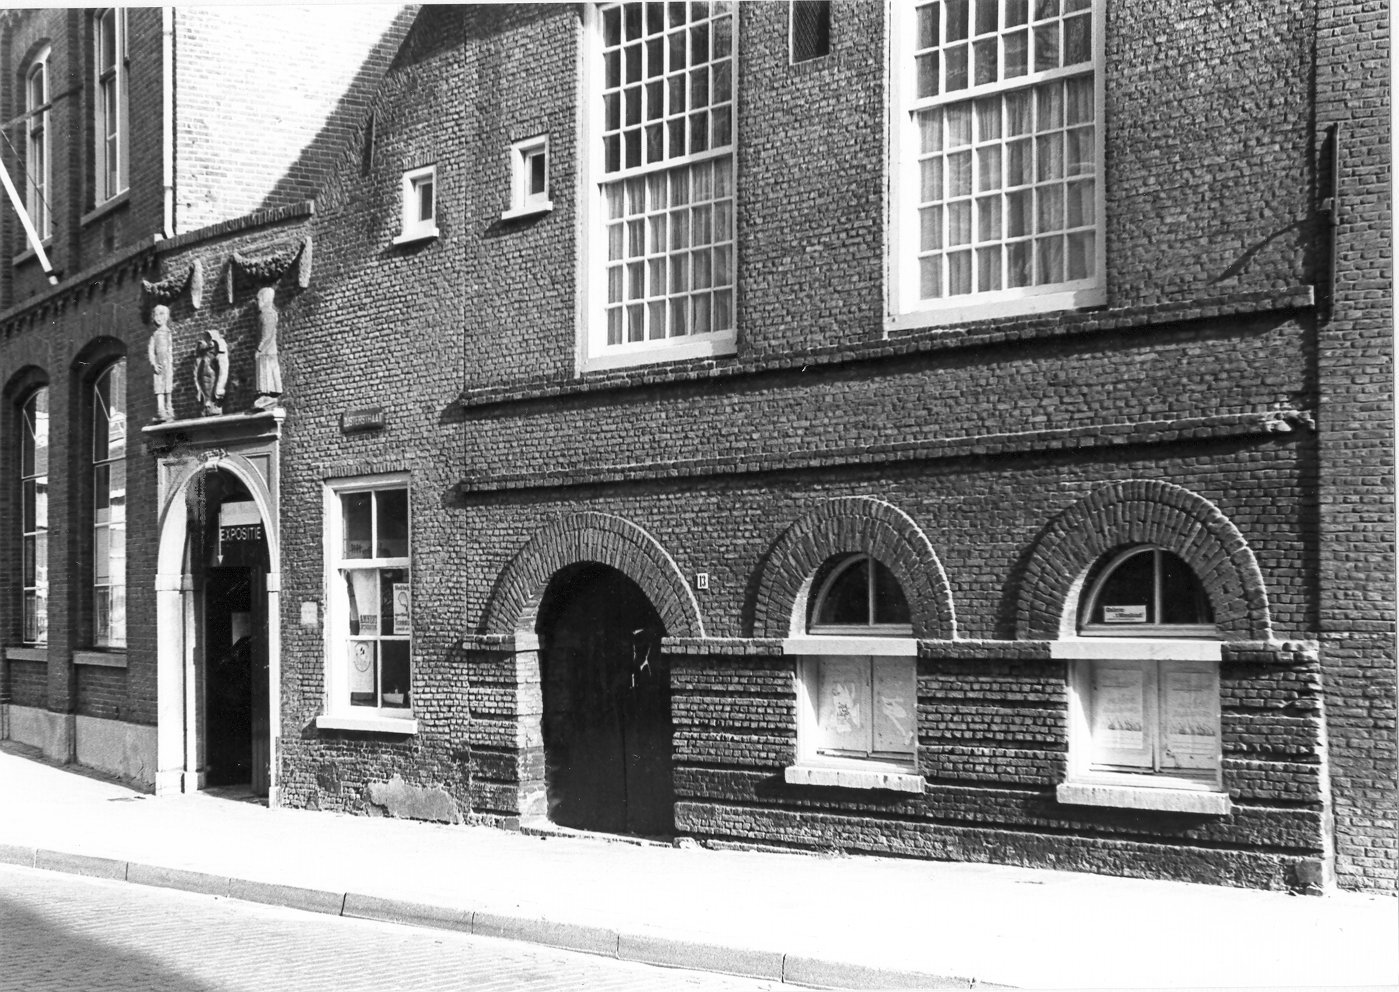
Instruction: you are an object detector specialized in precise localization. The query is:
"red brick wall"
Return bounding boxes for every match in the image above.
[261,2,1391,890]
[1314,0,1395,892]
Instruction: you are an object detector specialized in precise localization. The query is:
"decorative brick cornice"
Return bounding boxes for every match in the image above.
[481,511,705,638]
[456,407,1314,494]
[1016,480,1273,641]
[459,285,1315,410]
[752,497,956,640]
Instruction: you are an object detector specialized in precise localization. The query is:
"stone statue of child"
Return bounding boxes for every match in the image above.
[253,286,283,410]
[194,328,229,416]
[147,304,175,422]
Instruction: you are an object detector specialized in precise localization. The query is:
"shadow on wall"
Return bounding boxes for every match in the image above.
[255,7,422,214]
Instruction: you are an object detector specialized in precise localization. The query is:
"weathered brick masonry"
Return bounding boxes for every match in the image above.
[0,8,413,778]
[2,2,1386,895]
[267,2,1393,893]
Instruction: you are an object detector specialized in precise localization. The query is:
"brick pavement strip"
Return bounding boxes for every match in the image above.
[0,864,792,992]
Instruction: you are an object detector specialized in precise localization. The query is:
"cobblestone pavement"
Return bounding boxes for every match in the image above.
[0,865,788,992]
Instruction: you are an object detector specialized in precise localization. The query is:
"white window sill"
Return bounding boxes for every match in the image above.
[581,332,737,373]
[4,645,48,663]
[1056,781,1231,815]
[74,650,127,669]
[886,284,1105,333]
[12,238,53,267]
[1050,638,1222,661]
[80,189,130,227]
[392,227,439,247]
[501,200,553,222]
[316,713,419,735]
[783,635,918,657]
[785,764,924,793]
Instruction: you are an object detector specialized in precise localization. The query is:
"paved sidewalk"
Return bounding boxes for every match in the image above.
[0,748,1394,990]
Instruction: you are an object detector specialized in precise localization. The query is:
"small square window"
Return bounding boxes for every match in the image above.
[791,1,831,64]
[503,136,552,220]
[395,165,438,244]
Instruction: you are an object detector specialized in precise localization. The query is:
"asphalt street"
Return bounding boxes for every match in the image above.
[0,864,787,992]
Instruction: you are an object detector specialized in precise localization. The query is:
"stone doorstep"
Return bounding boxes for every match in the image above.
[9,846,993,990]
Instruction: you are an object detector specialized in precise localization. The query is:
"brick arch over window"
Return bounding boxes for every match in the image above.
[1016,480,1272,641]
[3,364,49,404]
[753,497,956,639]
[484,512,705,639]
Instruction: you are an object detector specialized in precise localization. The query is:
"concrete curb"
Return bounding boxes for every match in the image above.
[9,850,997,989]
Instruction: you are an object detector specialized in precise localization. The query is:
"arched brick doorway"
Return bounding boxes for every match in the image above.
[536,562,673,836]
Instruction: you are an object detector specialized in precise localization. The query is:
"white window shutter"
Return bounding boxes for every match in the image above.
[1087,659,1154,771]
[1159,660,1221,772]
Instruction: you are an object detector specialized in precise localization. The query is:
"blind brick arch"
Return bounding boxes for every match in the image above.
[1017,480,1273,640]
[753,497,956,639]
[483,512,704,638]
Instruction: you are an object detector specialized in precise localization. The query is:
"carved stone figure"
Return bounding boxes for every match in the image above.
[147,304,175,422]
[194,328,229,416]
[253,286,283,410]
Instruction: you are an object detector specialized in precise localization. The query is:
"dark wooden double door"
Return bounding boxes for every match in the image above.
[540,565,674,837]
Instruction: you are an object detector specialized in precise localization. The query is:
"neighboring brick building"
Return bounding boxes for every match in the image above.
[0,6,412,787]
[3,3,1391,897]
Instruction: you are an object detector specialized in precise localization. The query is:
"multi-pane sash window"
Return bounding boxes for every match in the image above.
[20,388,49,645]
[93,361,126,648]
[894,0,1102,322]
[334,486,411,713]
[589,1,737,368]
[25,53,50,240]
[94,8,128,204]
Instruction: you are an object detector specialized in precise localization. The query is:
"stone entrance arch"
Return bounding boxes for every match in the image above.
[148,416,282,802]
[482,513,699,833]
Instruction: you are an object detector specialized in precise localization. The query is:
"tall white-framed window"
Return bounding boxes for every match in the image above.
[92,361,126,648]
[1055,546,1230,814]
[93,7,129,205]
[503,135,552,220]
[888,0,1105,330]
[25,49,51,241]
[20,387,49,645]
[394,165,438,244]
[318,475,417,733]
[581,0,738,372]
[783,554,924,792]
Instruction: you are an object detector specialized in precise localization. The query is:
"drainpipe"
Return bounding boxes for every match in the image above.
[160,6,173,238]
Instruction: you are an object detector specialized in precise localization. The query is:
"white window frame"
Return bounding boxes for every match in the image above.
[317,474,418,734]
[784,555,924,793]
[91,361,126,649]
[502,135,553,220]
[20,387,48,645]
[578,1,739,373]
[93,7,129,206]
[1055,546,1229,814]
[394,164,438,245]
[886,0,1106,331]
[25,48,52,242]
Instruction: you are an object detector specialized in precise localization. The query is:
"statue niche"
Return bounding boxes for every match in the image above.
[194,328,230,416]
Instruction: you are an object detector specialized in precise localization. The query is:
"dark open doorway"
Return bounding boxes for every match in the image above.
[204,567,254,787]
[538,563,674,836]
[192,469,270,797]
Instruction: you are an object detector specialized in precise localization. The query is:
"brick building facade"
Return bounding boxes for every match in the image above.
[2,3,1392,895]
[0,7,411,786]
